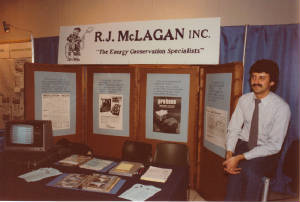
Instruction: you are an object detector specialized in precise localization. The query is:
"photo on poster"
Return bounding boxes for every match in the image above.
[153,96,181,134]
[98,94,123,130]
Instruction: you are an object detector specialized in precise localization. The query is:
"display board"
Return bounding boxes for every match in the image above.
[24,63,85,143]
[145,73,190,143]
[34,71,76,136]
[136,65,199,188]
[86,66,136,157]
[92,73,130,136]
[203,73,232,157]
[24,62,242,191]
[196,62,243,201]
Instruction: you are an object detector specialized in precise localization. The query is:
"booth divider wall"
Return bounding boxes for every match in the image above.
[85,65,137,158]
[133,64,200,188]
[24,62,243,192]
[24,63,86,144]
[196,62,243,200]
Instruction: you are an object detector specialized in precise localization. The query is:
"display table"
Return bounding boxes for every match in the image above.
[1,155,188,201]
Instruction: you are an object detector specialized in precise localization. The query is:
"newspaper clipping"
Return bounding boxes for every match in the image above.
[0,42,32,129]
[42,93,71,130]
[205,106,227,149]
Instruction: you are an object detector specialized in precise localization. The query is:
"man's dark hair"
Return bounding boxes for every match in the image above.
[74,27,81,32]
[249,59,279,91]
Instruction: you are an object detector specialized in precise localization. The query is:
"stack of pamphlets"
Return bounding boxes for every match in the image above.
[79,158,115,172]
[57,154,92,166]
[109,161,144,177]
[140,166,172,183]
[57,155,115,172]
[48,173,122,194]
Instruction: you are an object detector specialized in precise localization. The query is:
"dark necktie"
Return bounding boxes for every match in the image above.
[248,99,261,150]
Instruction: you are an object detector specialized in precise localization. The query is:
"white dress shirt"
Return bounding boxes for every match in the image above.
[226,92,291,160]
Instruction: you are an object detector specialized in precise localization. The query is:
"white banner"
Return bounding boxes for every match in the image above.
[58,18,220,65]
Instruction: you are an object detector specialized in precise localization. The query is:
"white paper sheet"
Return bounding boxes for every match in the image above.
[18,167,62,182]
[205,106,228,149]
[119,183,161,201]
[42,93,71,130]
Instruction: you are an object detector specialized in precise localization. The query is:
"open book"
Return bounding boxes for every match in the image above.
[109,161,144,177]
[50,173,121,193]
[140,166,172,183]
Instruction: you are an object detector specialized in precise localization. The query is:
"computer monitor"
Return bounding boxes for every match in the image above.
[4,120,53,152]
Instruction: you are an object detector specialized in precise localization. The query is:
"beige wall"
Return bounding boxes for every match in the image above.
[0,0,299,42]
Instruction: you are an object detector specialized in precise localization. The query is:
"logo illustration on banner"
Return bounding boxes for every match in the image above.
[65,27,94,61]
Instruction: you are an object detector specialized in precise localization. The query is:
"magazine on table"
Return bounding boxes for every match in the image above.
[140,166,172,183]
[57,154,92,166]
[49,173,121,193]
[79,158,115,171]
[109,161,144,177]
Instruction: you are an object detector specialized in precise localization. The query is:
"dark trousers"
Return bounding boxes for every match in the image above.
[225,140,278,201]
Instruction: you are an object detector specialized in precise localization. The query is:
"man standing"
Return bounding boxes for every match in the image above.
[223,59,291,201]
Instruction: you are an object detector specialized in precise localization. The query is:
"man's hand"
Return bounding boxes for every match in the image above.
[226,151,233,160]
[223,152,245,175]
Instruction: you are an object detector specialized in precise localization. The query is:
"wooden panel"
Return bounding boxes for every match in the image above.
[24,63,85,144]
[196,62,243,200]
[134,64,200,188]
[85,65,137,159]
[23,62,244,195]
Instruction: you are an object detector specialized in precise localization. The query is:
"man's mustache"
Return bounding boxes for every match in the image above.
[252,84,262,87]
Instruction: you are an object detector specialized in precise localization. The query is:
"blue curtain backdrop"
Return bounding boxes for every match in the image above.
[34,24,299,194]
[243,24,300,194]
[219,26,245,64]
[34,36,59,64]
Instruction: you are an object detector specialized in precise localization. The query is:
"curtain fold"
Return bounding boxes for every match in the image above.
[219,26,245,64]
[244,24,300,194]
[34,36,59,64]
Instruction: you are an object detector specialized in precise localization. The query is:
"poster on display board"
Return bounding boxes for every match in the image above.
[145,73,190,143]
[34,71,76,136]
[93,73,130,137]
[0,42,32,129]
[98,94,123,131]
[58,18,220,65]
